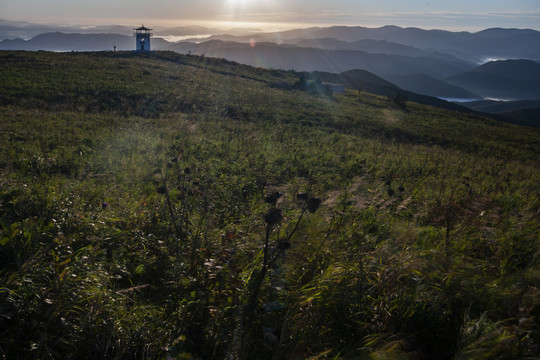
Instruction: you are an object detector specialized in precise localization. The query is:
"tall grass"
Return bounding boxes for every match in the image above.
[0,50,538,359]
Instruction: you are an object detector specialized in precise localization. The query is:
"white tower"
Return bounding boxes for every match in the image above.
[134,25,152,52]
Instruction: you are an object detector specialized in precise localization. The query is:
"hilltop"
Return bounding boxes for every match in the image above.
[2,25,539,110]
[2,24,540,119]
[0,51,539,359]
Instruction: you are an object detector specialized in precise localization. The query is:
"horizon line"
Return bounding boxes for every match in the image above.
[1,17,539,33]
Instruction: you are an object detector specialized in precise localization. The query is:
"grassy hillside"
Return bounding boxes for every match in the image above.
[307,70,486,117]
[0,50,539,359]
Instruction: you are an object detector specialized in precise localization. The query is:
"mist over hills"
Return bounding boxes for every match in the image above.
[0,20,136,40]
[466,99,540,114]
[0,19,263,41]
[2,20,539,63]
[201,25,540,63]
[0,32,173,52]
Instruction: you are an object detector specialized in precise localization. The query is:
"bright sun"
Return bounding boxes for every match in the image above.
[223,0,252,17]
[227,0,247,5]
[222,0,278,25]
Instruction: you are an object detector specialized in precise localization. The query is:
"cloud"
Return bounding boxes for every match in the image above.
[214,8,540,30]
[3,1,539,31]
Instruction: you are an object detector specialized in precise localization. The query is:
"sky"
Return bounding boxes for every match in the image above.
[1,0,539,31]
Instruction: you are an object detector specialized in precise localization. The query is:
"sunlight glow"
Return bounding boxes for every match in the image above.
[221,0,283,26]
[227,0,249,5]
[2,0,539,32]
[224,0,251,12]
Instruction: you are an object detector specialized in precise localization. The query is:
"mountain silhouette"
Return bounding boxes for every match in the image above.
[385,74,480,99]
[446,59,540,100]
[202,26,540,63]
[307,69,480,115]
[0,32,170,51]
[163,40,473,78]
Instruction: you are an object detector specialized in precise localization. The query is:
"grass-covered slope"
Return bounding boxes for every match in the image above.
[0,50,539,359]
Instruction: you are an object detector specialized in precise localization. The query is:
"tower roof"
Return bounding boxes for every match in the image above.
[134,25,152,31]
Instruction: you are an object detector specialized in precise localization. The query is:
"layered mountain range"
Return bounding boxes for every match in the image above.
[1,20,539,126]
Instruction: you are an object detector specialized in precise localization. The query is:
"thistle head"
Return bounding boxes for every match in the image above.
[307,197,322,213]
[264,191,283,206]
[264,208,283,225]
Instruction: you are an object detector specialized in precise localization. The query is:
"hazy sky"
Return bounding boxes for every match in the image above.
[2,0,539,31]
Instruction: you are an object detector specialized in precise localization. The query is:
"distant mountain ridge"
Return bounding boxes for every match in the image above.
[292,38,429,57]
[385,74,480,99]
[1,22,539,122]
[161,40,473,78]
[202,25,540,63]
[308,69,481,115]
[0,19,260,41]
[2,22,539,63]
[464,99,540,114]
[446,59,540,100]
[460,99,540,127]
[465,59,540,79]
[0,32,169,51]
